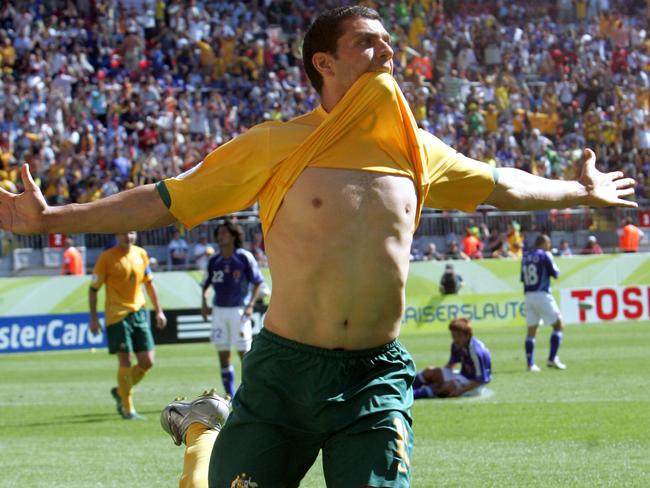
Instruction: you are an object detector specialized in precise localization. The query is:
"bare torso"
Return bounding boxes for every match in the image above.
[264,167,417,349]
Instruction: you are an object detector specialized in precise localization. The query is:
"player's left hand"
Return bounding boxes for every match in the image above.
[241,304,254,322]
[155,311,167,329]
[440,380,463,398]
[577,148,637,208]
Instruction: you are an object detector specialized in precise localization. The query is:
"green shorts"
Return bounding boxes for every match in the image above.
[106,308,154,354]
[209,328,415,488]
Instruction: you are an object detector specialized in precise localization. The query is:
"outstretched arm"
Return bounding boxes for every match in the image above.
[485,149,637,210]
[0,164,175,234]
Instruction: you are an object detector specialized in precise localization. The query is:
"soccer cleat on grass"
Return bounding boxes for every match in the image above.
[547,357,567,370]
[527,364,541,373]
[160,390,231,446]
[122,410,146,421]
[110,387,123,416]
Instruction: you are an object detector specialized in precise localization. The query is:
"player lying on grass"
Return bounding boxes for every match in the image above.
[413,318,491,399]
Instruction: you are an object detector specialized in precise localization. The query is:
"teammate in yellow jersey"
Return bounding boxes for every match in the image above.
[0,6,638,487]
[89,231,167,420]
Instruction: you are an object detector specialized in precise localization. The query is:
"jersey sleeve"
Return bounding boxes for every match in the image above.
[470,340,492,384]
[90,252,107,291]
[156,124,273,229]
[420,130,497,212]
[141,249,153,283]
[243,250,264,285]
[546,251,560,278]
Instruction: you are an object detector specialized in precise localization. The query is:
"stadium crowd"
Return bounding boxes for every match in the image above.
[0,0,648,226]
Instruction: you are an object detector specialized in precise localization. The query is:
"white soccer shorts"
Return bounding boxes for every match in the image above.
[440,367,472,389]
[440,368,484,396]
[210,306,252,352]
[524,291,561,326]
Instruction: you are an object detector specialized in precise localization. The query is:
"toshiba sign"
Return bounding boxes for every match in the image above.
[561,286,650,324]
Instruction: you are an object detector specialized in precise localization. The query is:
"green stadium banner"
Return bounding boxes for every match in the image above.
[0,254,649,329]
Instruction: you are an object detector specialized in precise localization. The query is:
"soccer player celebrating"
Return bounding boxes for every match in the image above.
[0,6,637,486]
[89,231,167,419]
[413,318,491,399]
[521,234,566,372]
[201,221,265,398]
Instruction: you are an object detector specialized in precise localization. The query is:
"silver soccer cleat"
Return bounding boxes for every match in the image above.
[160,389,231,446]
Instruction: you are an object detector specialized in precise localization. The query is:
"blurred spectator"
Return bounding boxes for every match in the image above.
[423,242,444,261]
[507,222,524,258]
[168,230,189,270]
[461,226,483,259]
[249,229,268,267]
[439,264,464,295]
[557,240,573,256]
[193,233,215,273]
[0,0,647,238]
[618,217,645,253]
[581,235,604,254]
[492,241,516,259]
[485,228,504,256]
[61,237,84,275]
[445,240,469,261]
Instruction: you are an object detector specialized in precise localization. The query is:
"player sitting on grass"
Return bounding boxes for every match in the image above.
[413,318,491,399]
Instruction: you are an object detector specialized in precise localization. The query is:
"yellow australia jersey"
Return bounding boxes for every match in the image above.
[158,73,496,234]
[91,245,152,325]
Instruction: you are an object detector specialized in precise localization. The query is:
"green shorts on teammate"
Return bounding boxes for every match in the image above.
[106,307,155,354]
[208,328,415,487]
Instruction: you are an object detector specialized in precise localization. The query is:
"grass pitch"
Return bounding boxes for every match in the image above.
[1,321,649,487]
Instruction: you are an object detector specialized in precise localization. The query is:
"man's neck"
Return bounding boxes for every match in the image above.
[221,245,235,258]
[320,86,345,113]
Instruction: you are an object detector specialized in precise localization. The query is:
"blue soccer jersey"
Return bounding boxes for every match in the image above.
[448,336,492,384]
[521,248,559,293]
[203,248,264,307]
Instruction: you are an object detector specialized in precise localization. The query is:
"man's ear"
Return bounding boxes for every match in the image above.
[312,52,334,78]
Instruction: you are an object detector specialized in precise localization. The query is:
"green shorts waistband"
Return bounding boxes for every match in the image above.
[257,327,401,359]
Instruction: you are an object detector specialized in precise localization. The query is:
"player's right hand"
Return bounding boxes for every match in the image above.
[201,304,211,322]
[0,164,49,234]
[90,317,102,335]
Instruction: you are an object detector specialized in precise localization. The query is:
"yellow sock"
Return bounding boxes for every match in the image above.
[117,366,134,413]
[180,424,217,488]
[130,364,147,386]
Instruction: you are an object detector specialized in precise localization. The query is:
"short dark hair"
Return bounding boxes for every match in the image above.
[449,317,473,337]
[302,6,382,94]
[215,220,244,249]
[535,234,550,248]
